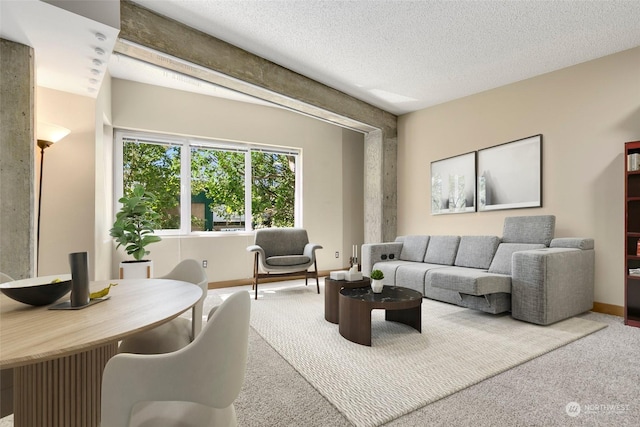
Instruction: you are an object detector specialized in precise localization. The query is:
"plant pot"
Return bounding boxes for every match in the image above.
[371,279,384,293]
[119,260,153,279]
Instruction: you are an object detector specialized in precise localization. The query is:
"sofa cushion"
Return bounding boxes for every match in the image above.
[372,260,413,286]
[488,243,546,275]
[502,215,555,245]
[429,267,511,295]
[396,262,449,295]
[454,236,500,269]
[399,235,430,262]
[423,236,460,265]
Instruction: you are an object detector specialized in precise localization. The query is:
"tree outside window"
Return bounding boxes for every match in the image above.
[119,133,298,233]
[122,139,181,229]
[191,147,246,231]
[251,151,295,229]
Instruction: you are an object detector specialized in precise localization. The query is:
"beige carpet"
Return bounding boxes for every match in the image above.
[221,283,607,427]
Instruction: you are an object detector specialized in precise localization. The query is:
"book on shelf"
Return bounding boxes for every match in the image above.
[629,268,640,276]
[628,153,640,172]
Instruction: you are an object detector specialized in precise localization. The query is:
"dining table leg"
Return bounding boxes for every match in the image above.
[13,342,118,427]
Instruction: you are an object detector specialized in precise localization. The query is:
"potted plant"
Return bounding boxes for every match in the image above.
[110,184,162,278]
[370,269,384,293]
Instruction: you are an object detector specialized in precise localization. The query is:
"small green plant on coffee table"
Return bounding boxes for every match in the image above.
[370,269,384,280]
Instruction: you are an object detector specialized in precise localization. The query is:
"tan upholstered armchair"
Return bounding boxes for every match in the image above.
[247,228,322,300]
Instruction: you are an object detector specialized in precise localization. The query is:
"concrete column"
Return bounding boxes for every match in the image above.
[0,39,35,279]
[364,128,397,243]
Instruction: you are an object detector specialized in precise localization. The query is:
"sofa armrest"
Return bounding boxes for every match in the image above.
[511,247,595,325]
[247,244,265,257]
[361,242,403,276]
[303,243,323,259]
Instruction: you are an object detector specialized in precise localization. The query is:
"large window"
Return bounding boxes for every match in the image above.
[115,130,300,234]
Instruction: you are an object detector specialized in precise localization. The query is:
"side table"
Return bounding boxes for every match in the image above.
[324,276,371,323]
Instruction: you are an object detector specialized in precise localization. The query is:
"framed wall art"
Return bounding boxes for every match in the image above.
[477,134,542,212]
[430,151,476,215]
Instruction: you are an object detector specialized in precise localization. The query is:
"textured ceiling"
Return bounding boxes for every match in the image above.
[2,1,639,116]
[130,0,640,115]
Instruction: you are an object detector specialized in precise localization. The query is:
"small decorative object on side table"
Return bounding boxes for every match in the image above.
[370,269,384,293]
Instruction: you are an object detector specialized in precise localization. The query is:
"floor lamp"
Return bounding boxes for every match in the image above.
[36,122,70,273]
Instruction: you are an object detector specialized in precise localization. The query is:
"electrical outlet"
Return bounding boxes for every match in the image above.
[335,251,339,258]
[202,260,208,268]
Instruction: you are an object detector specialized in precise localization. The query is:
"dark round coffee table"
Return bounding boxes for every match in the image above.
[324,277,371,324]
[338,286,422,346]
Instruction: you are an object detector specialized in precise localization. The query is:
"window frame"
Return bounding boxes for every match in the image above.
[114,129,302,235]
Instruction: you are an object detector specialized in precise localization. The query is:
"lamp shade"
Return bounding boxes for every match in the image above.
[37,122,70,144]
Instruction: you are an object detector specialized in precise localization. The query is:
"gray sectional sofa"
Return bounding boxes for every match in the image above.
[361,215,595,325]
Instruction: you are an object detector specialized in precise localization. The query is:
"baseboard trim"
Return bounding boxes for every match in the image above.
[207,279,626,319]
[207,269,337,290]
[591,301,623,317]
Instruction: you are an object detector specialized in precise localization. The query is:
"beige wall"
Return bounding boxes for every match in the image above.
[397,47,640,307]
[111,79,364,280]
[342,129,366,261]
[36,87,97,277]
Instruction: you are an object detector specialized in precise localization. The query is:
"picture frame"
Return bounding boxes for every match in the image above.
[430,151,476,215]
[476,134,542,212]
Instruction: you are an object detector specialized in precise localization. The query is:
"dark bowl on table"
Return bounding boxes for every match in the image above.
[0,279,72,306]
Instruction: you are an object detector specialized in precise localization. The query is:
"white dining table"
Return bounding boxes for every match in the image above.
[0,277,202,427]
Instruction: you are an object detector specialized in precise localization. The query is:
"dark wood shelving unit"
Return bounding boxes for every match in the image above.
[625,140,640,327]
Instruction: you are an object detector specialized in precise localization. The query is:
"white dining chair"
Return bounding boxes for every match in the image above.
[101,290,251,427]
[0,272,14,417]
[118,259,209,354]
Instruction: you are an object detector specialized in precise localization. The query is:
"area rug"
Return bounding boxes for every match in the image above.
[220,283,606,427]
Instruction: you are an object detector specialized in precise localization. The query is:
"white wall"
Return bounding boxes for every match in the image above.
[94,72,114,280]
[111,79,364,281]
[397,47,640,308]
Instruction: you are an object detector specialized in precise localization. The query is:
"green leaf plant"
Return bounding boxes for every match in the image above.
[110,184,162,261]
[370,269,384,280]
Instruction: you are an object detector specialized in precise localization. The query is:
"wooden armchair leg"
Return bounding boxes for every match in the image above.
[251,253,320,299]
[314,259,320,294]
[253,253,260,300]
